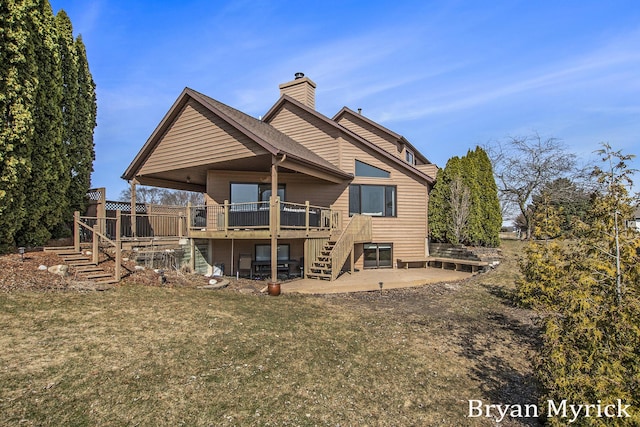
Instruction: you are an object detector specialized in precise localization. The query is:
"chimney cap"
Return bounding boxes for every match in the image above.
[294,72,305,79]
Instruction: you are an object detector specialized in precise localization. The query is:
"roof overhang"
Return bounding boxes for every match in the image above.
[122,88,352,191]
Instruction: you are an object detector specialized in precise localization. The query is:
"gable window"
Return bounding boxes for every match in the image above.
[349,184,396,217]
[405,150,415,165]
[355,160,390,178]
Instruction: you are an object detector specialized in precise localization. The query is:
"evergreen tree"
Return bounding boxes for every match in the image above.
[55,10,78,231]
[427,167,449,243]
[15,0,65,246]
[530,178,591,238]
[0,1,95,250]
[0,0,38,250]
[473,147,501,246]
[518,144,640,424]
[428,147,501,247]
[462,148,483,245]
[67,35,96,218]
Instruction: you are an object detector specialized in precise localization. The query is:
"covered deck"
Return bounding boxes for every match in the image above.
[188,199,340,240]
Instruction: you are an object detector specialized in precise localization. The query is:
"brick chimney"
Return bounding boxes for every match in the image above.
[279,72,316,109]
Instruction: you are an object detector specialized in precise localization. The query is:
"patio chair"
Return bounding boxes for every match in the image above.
[238,253,253,278]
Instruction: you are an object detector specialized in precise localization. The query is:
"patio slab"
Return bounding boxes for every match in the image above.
[280,267,473,294]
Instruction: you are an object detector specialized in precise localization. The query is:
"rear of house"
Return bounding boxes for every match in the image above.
[122,74,437,282]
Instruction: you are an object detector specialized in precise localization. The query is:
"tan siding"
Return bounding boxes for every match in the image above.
[140,100,268,175]
[211,239,304,276]
[337,115,400,158]
[268,105,341,167]
[206,102,430,269]
[206,170,344,208]
[281,84,315,109]
[338,137,429,264]
[416,164,438,179]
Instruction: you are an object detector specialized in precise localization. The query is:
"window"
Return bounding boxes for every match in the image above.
[349,185,396,217]
[405,150,415,165]
[364,243,393,269]
[255,244,290,262]
[355,160,390,178]
[231,183,285,205]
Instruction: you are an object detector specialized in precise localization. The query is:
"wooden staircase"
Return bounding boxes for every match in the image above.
[306,240,336,280]
[305,214,373,281]
[44,246,119,285]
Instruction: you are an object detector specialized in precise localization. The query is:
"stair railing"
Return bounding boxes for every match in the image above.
[74,210,122,281]
[329,214,372,281]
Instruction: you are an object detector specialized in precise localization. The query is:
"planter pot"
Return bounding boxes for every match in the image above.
[267,282,281,296]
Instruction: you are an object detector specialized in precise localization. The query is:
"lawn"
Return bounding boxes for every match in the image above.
[0,240,540,426]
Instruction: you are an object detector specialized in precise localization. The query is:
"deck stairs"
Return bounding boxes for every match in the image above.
[305,214,373,281]
[44,246,119,285]
[306,240,336,280]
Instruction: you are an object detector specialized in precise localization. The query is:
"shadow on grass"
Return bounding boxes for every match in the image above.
[455,283,543,426]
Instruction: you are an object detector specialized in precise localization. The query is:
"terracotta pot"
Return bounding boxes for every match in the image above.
[267,282,281,296]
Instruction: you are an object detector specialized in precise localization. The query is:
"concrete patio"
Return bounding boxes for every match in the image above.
[280,267,473,294]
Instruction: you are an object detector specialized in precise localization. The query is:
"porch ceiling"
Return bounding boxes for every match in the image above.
[133,154,335,192]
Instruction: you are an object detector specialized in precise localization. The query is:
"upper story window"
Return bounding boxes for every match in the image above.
[349,184,396,217]
[405,150,415,165]
[355,160,390,178]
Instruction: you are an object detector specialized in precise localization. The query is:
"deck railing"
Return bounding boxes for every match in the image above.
[188,199,340,234]
[74,212,122,281]
[329,214,372,281]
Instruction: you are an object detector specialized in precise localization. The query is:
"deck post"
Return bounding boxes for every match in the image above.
[130,180,137,238]
[115,210,122,281]
[74,211,80,252]
[186,202,192,236]
[305,201,310,235]
[97,188,106,236]
[92,224,99,265]
[270,156,279,284]
[224,200,229,234]
[189,238,195,272]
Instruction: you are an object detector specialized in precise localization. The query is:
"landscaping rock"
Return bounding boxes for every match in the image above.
[47,265,68,277]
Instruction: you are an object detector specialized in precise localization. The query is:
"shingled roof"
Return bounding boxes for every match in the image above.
[122,88,352,183]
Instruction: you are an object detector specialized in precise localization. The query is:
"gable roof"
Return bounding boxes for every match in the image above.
[122,88,352,186]
[333,107,432,165]
[262,95,435,184]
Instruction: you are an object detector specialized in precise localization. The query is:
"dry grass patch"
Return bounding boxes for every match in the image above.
[0,241,540,426]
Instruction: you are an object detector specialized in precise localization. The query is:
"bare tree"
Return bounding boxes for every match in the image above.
[486,132,576,239]
[449,176,471,244]
[119,186,204,206]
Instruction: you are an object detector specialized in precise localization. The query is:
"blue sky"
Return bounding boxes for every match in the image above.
[49,0,640,201]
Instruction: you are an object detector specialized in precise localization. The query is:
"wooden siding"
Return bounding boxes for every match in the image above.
[139,99,268,175]
[416,163,438,179]
[268,105,342,167]
[279,77,316,109]
[336,114,401,159]
[209,239,304,276]
[338,137,429,264]
[267,102,429,266]
[206,170,346,208]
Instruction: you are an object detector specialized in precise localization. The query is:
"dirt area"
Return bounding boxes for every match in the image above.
[0,248,279,294]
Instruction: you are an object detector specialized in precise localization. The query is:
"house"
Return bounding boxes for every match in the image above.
[122,74,437,282]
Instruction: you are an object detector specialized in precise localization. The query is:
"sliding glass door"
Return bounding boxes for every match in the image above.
[363,243,393,269]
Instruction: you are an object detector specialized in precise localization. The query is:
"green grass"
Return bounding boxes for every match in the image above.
[0,241,539,426]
